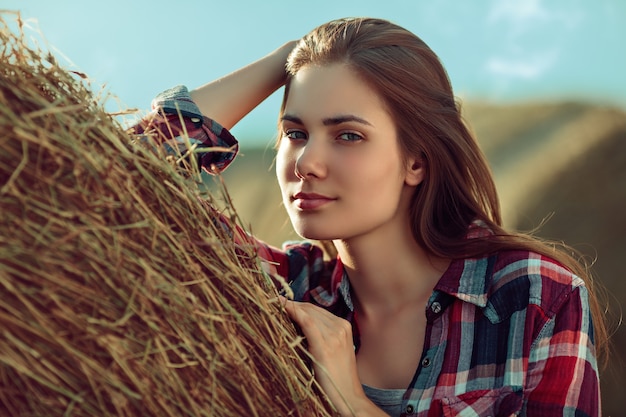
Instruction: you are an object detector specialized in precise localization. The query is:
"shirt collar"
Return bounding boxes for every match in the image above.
[433,256,491,308]
[314,220,495,312]
[432,220,495,308]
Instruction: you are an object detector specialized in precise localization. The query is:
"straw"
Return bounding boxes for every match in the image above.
[0,12,336,416]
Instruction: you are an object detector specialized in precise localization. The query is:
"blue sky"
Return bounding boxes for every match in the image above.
[6,0,626,144]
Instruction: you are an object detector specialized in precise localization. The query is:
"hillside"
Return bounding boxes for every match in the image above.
[210,100,626,414]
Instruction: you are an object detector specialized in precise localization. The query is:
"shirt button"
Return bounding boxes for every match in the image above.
[421,357,431,368]
[405,404,415,414]
[431,301,442,314]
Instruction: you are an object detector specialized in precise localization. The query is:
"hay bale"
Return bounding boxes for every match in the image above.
[0,12,335,417]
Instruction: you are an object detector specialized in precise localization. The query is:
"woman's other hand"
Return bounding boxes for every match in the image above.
[281,297,386,417]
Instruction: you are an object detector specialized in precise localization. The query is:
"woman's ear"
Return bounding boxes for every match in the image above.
[404,155,425,186]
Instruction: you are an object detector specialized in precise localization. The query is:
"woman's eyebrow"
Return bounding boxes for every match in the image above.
[280,114,303,125]
[281,114,373,126]
[323,115,372,126]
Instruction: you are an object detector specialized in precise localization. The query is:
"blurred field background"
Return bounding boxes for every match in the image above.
[210,101,626,415]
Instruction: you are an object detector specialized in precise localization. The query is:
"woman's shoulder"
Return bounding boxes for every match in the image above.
[484,249,585,321]
[276,241,345,306]
[280,241,338,280]
[490,249,582,287]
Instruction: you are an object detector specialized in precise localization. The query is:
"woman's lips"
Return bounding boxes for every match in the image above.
[293,192,335,210]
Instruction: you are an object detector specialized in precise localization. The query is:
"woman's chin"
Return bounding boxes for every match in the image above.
[292,225,338,241]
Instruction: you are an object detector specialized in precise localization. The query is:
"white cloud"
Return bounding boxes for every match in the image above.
[483,0,581,82]
[487,0,550,25]
[487,0,583,30]
[485,49,559,79]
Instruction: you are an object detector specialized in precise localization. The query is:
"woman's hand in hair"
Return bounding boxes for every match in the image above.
[281,298,387,417]
[190,41,298,130]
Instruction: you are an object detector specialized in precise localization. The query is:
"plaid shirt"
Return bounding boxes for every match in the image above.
[257,228,600,417]
[140,91,600,417]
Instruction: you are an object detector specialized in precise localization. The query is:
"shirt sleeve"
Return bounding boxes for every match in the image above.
[523,282,601,416]
[129,85,238,174]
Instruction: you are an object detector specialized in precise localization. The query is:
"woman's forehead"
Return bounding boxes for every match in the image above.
[284,64,390,123]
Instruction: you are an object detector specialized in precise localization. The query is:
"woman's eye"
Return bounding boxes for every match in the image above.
[284,130,307,140]
[338,132,363,142]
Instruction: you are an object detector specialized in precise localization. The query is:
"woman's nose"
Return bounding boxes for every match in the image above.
[294,138,327,180]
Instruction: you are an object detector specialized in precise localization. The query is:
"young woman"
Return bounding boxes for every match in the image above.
[139,17,606,417]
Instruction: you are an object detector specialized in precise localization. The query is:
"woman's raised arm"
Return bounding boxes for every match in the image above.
[190,41,297,130]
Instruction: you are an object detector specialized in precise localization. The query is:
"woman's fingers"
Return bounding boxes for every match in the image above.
[282,298,351,352]
[279,298,366,415]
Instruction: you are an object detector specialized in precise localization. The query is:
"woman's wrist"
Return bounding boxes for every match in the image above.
[189,40,298,130]
[264,40,298,90]
[269,40,297,87]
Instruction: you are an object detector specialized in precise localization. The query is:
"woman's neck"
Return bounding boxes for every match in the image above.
[333,225,450,317]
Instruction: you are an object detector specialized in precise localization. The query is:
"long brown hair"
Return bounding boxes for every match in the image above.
[280,17,608,363]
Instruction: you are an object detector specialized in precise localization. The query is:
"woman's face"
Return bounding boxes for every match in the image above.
[276,63,422,242]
